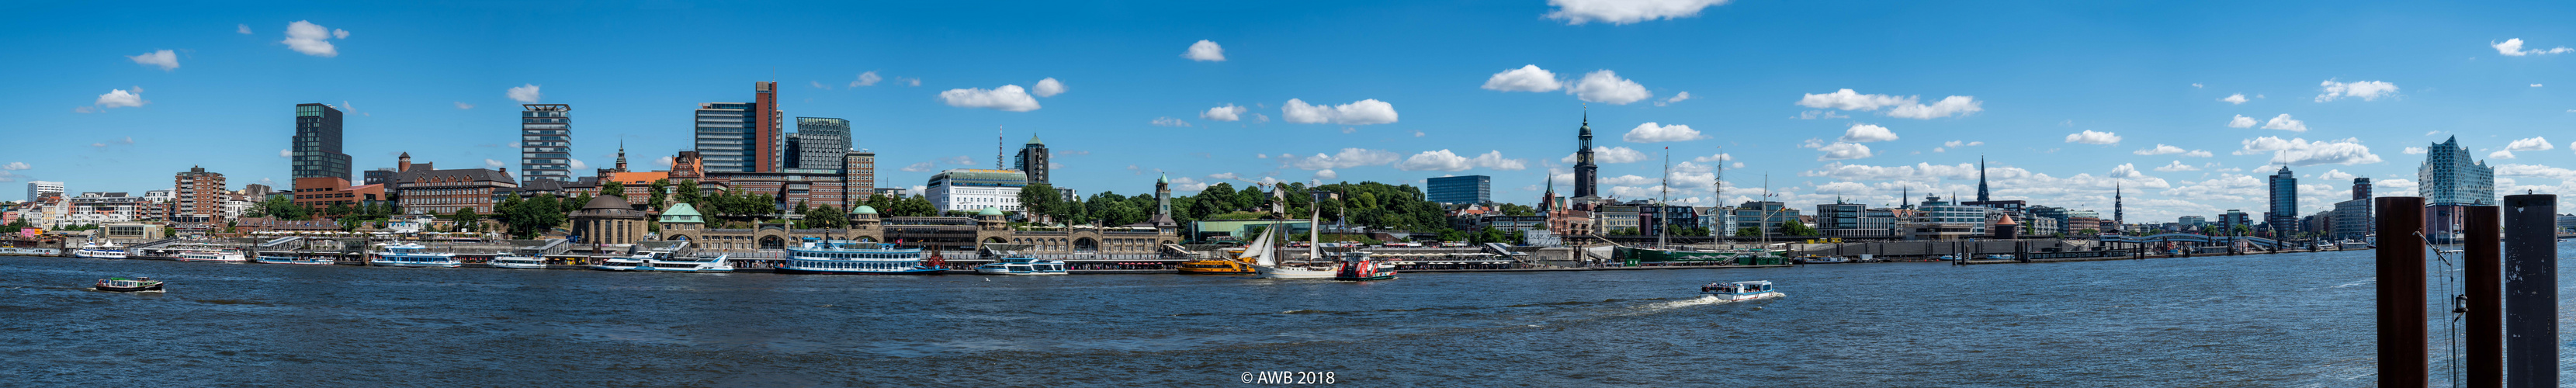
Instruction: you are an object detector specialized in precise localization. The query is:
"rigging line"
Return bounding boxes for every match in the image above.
[2415,230,2466,385]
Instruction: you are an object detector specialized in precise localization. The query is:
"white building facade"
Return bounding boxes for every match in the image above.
[924,168,1028,213]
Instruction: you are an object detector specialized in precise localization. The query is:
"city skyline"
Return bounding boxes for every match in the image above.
[12,2,2576,223]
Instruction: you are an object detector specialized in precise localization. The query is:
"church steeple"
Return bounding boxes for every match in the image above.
[1974,155,1990,203]
[1572,108,1599,199]
[613,140,628,173]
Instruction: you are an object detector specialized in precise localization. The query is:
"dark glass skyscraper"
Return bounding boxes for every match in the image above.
[290,103,351,185]
[695,82,783,173]
[792,117,851,171]
[2266,166,2297,235]
[521,104,571,182]
[1427,175,1490,204]
[1014,134,1049,185]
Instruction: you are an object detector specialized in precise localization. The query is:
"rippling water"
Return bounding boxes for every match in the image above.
[4,243,2572,386]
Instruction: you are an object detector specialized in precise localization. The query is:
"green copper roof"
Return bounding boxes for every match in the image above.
[1028,133,1043,145]
[1159,172,1168,183]
[979,206,1004,216]
[852,205,878,214]
[660,203,702,218]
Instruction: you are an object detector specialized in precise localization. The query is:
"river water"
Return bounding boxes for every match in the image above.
[4,244,2572,386]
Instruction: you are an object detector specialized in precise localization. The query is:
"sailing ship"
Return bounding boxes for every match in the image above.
[1250,185,1395,281]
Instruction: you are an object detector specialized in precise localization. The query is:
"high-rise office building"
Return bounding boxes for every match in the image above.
[521,104,573,182]
[172,166,226,227]
[25,181,63,202]
[846,151,875,198]
[1014,134,1049,185]
[1572,114,1597,199]
[2266,166,2297,235]
[291,103,352,186]
[695,82,784,173]
[2352,178,2372,200]
[791,117,851,170]
[1427,175,1491,204]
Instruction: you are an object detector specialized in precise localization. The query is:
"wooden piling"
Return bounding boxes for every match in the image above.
[2375,196,2425,386]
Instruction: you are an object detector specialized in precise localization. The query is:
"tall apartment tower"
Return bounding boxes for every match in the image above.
[754,81,783,172]
[1572,113,1598,199]
[290,103,352,185]
[520,104,573,182]
[2352,178,2373,200]
[172,166,226,225]
[1014,134,1049,185]
[2266,166,2297,235]
[846,151,876,199]
[791,117,851,171]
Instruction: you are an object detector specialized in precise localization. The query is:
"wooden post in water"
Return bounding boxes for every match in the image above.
[2464,206,2501,387]
[2375,196,2426,386]
[2501,194,2557,388]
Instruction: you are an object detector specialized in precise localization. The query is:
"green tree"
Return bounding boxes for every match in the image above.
[1498,203,1538,217]
[647,178,671,211]
[451,208,483,231]
[602,180,626,201]
[809,204,847,228]
[675,179,702,207]
[1779,220,1820,236]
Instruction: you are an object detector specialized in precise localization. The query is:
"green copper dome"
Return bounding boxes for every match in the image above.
[852,205,878,214]
[979,206,1004,216]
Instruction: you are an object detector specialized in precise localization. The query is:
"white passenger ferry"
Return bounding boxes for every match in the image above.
[255,255,335,265]
[489,255,549,269]
[1700,280,1784,302]
[778,241,945,275]
[973,255,1069,275]
[369,243,460,268]
[593,251,733,272]
[73,242,127,259]
[175,248,248,263]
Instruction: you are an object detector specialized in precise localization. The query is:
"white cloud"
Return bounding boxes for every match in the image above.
[939,85,1042,112]
[2228,115,2257,128]
[1031,78,1066,97]
[2492,38,2575,57]
[92,88,147,109]
[236,24,251,34]
[2153,160,2202,171]
[2491,150,2518,159]
[1315,169,1338,181]
[1281,99,1398,125]
[1281,148,1401,170]
[658,156,675,168]
[2496,164,2576,180]
[484,159,505,168]
[1150,117,1192,127]
[1886,96,1983,119]
[569,159,588,171]
[1208,172,1240,180]
[1397,150,1527,171]
[2315,79,2399,102]
[2506,137,2553,151]
[2065,130,2121,144]
[2183,150,2214,158]
[454,102,473,109]
[335,29,347,39]
[1815,142,1873,161]
[1568,70,1652,105]
[851,71,882,87]
[1183,40,1226,61]
[1655,92,1692,106]
[1561,146,1650,164]
[0,162,26,171]
[1838,123,1898,143]
[2110,163,2145,178]
[281,20,342,57]
[906,78,920,86]
[1943,140,1982,147]
[2260,114,2307,132]
[2404,147,2428,154]
[1690,152,1732,163]
[1623,122,1704,143]
[810,81,830,90]
[127,50,179,71]
[1794,110,1850,120]
[1545,0,1733,25]
[2235,137,2384,166]
[1796,88,1981,119]
[507,84,541,103]
[2134,144,2189,155]
[2220,93,2248,104]
[900,161,938,172]
[1201,104,1249,121]
[1170,177,1208,192]
[1481,64,1563,92]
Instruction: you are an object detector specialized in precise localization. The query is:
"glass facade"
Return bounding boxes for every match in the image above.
[290,104,351,182]
[2266,167,2297,234]
[792,117,851,171]
[521,104,572,182]
[695,102,756,173]
[1427,175,1490,204]
[2418,137,2496,206]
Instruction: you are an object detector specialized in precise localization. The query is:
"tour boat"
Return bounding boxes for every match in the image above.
[590,255,648,271]
[615,252,733,272]
[1330,251,1396,281]
[973,255,1069,275]
[369,243,461,268]
[489,255,550,269]
[95,277,165,293]
[1797,256,1852,264]
[1699,280,1783,302]
[255,255,336,265]
[73,242,127,259]
[175,248,249,263]
[1177,239,1264,275]
[777,241,945,275]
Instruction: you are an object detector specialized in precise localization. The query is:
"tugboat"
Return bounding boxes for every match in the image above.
[1699,280,1783,302]
[1330,251,1396,281]
[72,241,127,259]
[95,277,165,293]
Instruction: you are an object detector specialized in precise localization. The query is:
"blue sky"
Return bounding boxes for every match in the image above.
[9,0,2576,222]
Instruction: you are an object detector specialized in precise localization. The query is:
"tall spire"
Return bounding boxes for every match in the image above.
[1572,107,1599,199]
[997,125,1006,170]
[613,140,628,172]
[2114,181,2124,227]
[1975,155,1991,203]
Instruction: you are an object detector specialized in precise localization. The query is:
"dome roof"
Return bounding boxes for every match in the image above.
[582,194,633,210]
[660,203,702,217]
[978,206,1004,216]
[852,205,878,214]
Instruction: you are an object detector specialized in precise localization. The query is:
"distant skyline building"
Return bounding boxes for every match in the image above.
[693,82,785,174]
[25,181,63,202]
[2352,178,2372,200]
[1572,113,1598,199]
[754,81,784,172]
[790,117,851,171]
[924,168,1028,212]
[1427,175,1492,205]
[172,166,226,229]
[520,104,573,182]
[2266,166,2297,236]
[2419,137,2495,243]
[1014,134,1049,185]
[290,103,352,186]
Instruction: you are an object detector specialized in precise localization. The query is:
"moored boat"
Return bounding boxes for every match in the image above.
[369,243,460,268]
[1699,280,1783,302]
[255,255,335,265]
[73,242,127,259]
[175,248,249,263]
[973,255,1069,275]
[95,277,165,293]
[1796,256,1852,264]
[1330,251,1396,281]
[489,255,549,269]
[633,252,734,272]
[777,241,944,275]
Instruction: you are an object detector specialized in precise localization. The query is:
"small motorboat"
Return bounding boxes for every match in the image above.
[1981,254,2016,260]
[95,277,165,293]
[1936,255,1957,261]
[1699,280,1783,302]
[1797,256,1852,264]
[974,255,1069,275]
[1330,251,1397,281]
